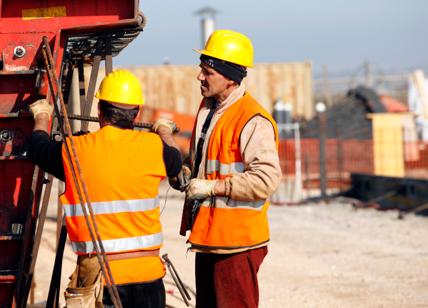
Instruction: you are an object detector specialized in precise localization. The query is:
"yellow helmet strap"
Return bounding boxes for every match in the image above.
[200,55,247,84]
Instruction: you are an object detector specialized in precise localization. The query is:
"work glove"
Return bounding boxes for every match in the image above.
[29,99,54,119]
[152,118,177,134]
[169,165,191,191]
[186,179,217,200]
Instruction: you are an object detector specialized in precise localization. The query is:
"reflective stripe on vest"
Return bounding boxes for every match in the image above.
[189,93,278,250]
[60,126,166,285]
[201,197,264,210]
[60,126,167,284]
[64,198,159,217]
[206,160,245,175]
[71,232,163,254]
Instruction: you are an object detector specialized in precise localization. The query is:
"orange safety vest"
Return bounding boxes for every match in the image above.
[60,125,166,284]
[189,93,279,250]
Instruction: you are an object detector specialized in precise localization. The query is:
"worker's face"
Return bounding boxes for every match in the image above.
[197,63,234,100]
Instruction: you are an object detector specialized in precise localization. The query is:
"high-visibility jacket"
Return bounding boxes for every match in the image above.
[189,93,278,250]
[60,125,166,284]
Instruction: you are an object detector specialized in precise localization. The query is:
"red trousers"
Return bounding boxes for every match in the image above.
[195,246,268,308]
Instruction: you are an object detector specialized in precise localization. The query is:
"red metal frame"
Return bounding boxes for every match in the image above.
[0,1,142,306]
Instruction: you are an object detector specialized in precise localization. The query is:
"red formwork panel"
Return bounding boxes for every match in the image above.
[0,1,142,306]
[0,74,39,114]
[0,116,44,307]
[0,275,15,308]
[0,117,36,227]
[0,0,142,111]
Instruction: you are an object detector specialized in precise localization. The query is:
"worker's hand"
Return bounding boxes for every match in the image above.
[29,99,54,119]
[169,165,191,191]
[186,179,217,200]
[152,118,177,134]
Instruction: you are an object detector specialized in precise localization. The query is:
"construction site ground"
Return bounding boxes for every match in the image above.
[30,181,428,308]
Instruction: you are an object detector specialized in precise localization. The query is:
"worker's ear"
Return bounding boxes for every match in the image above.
[134,105,144,123]
[227,78,236,87]
[97,101,101,117]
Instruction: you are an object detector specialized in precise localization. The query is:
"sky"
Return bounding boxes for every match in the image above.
[115,0,428,76]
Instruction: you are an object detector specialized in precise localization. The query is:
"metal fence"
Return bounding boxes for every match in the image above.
[312,65,411,107]
[273,123,428,204]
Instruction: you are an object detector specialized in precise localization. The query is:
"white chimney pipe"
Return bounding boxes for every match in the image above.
[194,7,219,48]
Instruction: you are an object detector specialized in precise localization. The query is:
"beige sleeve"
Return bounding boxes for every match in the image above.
[229,116,282,201]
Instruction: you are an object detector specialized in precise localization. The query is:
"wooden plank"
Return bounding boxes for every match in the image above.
[370,113,405,177]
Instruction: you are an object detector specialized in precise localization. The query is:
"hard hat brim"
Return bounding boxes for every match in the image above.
[193,48,210,57]
[95,92,144,107]
[109,102,140,110]
[193,48,253,68]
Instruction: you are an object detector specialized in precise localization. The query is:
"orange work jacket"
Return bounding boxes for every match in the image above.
[189,93,279,250]
[60,125,166,284]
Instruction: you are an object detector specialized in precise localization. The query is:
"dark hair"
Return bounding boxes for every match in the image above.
[99,100,139,129]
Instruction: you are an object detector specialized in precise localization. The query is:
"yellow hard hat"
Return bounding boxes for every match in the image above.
[194,29,254,67]
[95,69,144,106]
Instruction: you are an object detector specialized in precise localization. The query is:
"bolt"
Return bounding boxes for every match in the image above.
[0,130,11,142]
[13,46,26,58]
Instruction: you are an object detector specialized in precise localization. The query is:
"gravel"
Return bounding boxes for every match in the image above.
[30,183,428,307]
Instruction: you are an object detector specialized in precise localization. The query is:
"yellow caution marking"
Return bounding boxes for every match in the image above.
[22,6,67,20]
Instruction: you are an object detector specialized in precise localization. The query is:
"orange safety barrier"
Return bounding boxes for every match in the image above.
[279,138,428,191]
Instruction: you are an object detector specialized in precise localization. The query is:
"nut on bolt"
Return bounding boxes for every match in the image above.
[13,46,26,58]
[0,130,12,142]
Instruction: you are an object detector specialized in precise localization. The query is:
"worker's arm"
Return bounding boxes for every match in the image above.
[226,116,281,200]
[27,131,65,181]
[153,119,183,178]
[186,115,281,200]
[33,112,50,133]
[162,141,182,178]
[27,99,65,181]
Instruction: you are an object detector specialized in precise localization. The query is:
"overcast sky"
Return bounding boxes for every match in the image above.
[115,0,428,75]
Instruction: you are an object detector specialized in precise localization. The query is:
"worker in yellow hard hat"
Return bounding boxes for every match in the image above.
[170,29,282,307]
[28,69,182,307]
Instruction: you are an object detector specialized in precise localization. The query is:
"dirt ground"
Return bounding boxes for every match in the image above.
[29,182,428,308]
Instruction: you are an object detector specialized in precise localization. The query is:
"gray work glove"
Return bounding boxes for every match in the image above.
[152,118,177,134]
[186,179,217,200]
[29,99,54,119]
[169,165,191,192]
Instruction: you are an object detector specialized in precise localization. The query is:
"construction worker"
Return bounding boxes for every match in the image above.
[28,69,181,307]
[175,30,281,307]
